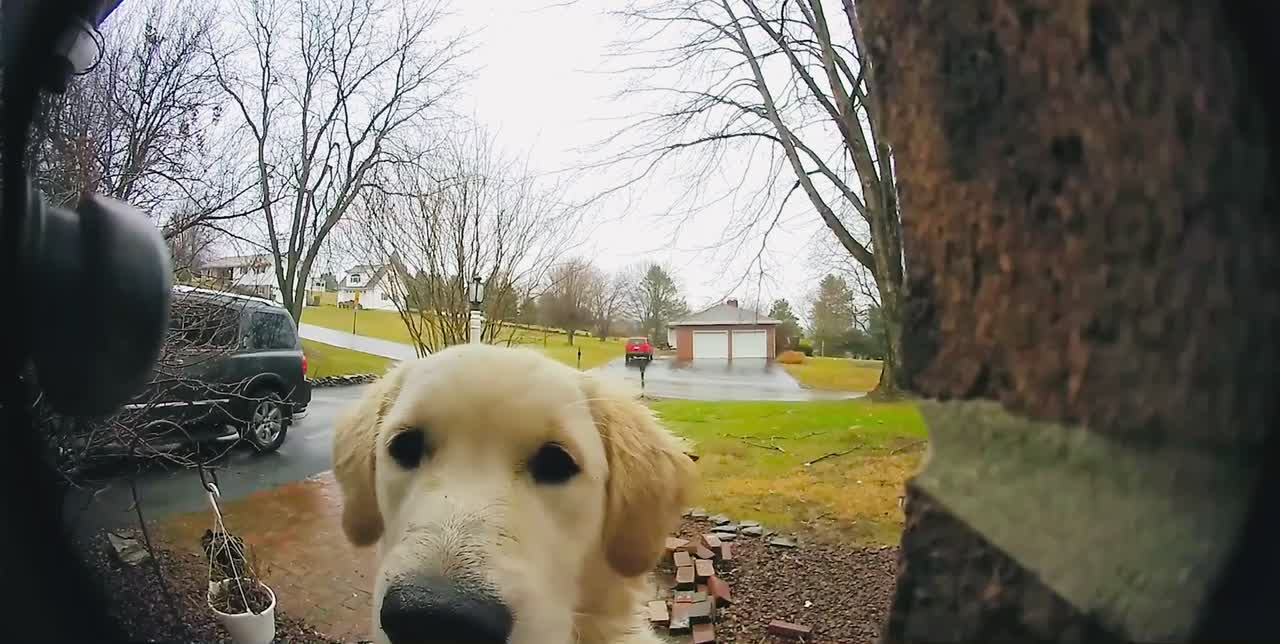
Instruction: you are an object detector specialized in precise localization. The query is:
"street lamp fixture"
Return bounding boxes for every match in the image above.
[468,275,485,344]
[469,275,484,312]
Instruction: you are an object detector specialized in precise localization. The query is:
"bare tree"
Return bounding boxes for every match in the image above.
[350,129,580,355]
[169,224,219,280]
[587,267,635,341]
[542,260,600,345]
[212,0,468,321]
[29,0,253,241]
[809,231,879,332]
[605,0,905,393]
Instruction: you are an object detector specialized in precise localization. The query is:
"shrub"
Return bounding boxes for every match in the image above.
[778,350,806,364]
[796,340,814,356]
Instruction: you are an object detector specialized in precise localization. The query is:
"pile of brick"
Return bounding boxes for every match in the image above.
[649,533,734,643]
[651,517,814,642]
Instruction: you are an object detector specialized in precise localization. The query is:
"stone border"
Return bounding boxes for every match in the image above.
[309,374,380,388]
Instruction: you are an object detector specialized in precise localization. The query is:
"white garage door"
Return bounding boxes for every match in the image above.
[732,330,768,359]
[692,330,729,359]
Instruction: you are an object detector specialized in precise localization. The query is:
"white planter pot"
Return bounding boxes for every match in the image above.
[208,579,276,644]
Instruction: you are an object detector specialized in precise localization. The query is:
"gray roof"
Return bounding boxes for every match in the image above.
[672,302,780,327]
[204,254,272,269]
[339,264,390,290]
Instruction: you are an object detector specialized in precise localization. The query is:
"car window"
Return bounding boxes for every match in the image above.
[247,312,297,350]
[628,337,647,344]
[169,299,239,352]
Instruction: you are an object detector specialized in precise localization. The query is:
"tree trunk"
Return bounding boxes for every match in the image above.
[871,294,902,397]
[868,139,905,398]
[864,0,1278,640]
[286,283,305,323]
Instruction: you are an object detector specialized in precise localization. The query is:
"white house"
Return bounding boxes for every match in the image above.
[336,264,398,311]
[200,254,281,303]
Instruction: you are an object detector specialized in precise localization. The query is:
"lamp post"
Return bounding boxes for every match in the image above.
[468,275,484,344]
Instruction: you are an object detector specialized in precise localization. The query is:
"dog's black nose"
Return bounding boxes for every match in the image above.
[380,576,513,643]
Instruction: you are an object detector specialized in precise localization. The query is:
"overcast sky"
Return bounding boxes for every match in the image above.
[446,1,839,313]
[114,0,858,315]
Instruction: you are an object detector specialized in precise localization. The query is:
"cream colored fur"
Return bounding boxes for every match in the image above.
[332,344,696,644]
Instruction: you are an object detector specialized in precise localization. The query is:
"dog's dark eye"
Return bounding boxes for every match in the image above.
[387,430,428,469]
[529,443,579,484]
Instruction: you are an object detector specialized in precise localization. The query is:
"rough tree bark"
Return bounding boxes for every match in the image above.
[863,1,1279,641]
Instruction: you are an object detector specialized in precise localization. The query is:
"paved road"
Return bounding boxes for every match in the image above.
[68,352,860,534]
[594,357,864,401]
[299,325,862,402]
[67,385,366,535]
[298,323,418,360]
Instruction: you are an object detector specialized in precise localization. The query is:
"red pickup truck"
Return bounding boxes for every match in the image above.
[624,337,654,364]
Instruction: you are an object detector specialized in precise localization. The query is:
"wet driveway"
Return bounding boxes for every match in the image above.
[593,357,864,401]
[297,324,862,402]
[66,384,368,533]
[69,357,855,532]
[65,386,376,638]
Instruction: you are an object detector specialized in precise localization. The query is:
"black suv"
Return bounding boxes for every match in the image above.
[50,287,311,467]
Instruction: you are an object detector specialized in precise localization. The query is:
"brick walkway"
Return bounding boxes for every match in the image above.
[155,472,679,643]
[155,472,376,641]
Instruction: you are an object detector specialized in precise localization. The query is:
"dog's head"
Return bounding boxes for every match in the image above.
[332,344,696,644]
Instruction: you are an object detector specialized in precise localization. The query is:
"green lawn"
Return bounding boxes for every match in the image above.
[301,305,624,369]
[303,306,414,343]
[519,332,622,370]
[302,339,394,378]
[652,398,927,545]
[782,356,884,392]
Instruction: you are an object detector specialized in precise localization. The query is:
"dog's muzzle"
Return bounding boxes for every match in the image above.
[380,575,513,644]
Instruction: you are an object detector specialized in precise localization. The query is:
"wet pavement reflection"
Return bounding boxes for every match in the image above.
[594,357,865,401]
[156,472,375,641]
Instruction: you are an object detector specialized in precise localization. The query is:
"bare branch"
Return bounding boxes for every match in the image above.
[31,0,252,240]
[596,0,907,393]
[217,0,469,321]
[345,129,582,354]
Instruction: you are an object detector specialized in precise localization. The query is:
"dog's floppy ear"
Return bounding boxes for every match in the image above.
[333,363,408,546]
[582,374,697,577]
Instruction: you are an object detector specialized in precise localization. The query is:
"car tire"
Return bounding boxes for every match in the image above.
[243,390,288,453]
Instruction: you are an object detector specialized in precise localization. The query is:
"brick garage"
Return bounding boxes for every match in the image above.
[671,299,780,361]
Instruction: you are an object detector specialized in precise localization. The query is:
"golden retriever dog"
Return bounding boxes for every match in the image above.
[332,344,696,644]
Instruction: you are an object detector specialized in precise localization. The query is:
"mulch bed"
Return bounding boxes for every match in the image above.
[82,531,341,643]
[83,520,892,643]
[671,518,898,643]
